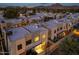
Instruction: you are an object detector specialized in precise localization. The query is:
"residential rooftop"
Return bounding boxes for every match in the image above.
[24,24,47,33]
[42,19,63,29]
[8,27,30,41]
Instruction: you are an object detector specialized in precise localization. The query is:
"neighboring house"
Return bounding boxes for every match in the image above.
[7,27,31,55]
[24,24,48,54]
[41,20,59,40]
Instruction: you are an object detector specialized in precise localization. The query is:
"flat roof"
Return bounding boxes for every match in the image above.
[8,27,30,41]
[24,24,47,33]
[42,20,59,29]
[36,13,45,17]
[29,15,41,20]
[5,18,22,24]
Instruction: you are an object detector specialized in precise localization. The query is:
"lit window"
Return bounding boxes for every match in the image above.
[42,34,46,39]
[34,36,39,42]
[73,29,79,35]
[41,41,46,46]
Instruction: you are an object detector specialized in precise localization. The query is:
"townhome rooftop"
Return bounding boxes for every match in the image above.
[8,27,30,41]
[42,20,59,29]
[71,14,79,19]
[59,18,71,22]
[36,13,45,17]
[24,24,47,33]
[29,15,41,20]
[5,18,23,24]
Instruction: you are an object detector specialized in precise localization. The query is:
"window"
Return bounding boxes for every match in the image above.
[17,44,22,50]
[42,34,46,39]
[60,27,62,30]
[69,24,70,27]
[57,28,59,31]
[54,30,56,33]
[26,40,31,45]
[34,36,39,42]
[64,26,65,29]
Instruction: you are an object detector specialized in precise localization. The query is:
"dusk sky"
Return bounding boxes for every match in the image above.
[0,3,79,7]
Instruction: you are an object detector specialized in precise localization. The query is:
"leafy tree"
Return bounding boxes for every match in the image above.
[3,8,19,19]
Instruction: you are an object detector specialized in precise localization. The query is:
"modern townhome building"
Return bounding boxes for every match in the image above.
[72,15,79,25]
[6,27,31,55]
[2,17,28,29]
[57,18,72,36]
[28,15,42,23]
[55,13,65,19]
[43,13,54,19]
[41,19,66,42]
[5,19,23,28]
[66,13,79,25]
[23,24,48,54]
[28,12,48,23]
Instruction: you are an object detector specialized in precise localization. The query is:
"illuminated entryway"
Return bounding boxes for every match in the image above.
[34,41,46,54]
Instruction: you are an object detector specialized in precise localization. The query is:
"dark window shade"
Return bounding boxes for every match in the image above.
[17,44,22,50]
[26,40,31,45]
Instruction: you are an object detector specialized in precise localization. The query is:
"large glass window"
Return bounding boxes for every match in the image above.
[42,34,46,39]
[34,36,39,42]
[41,41,46,46]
